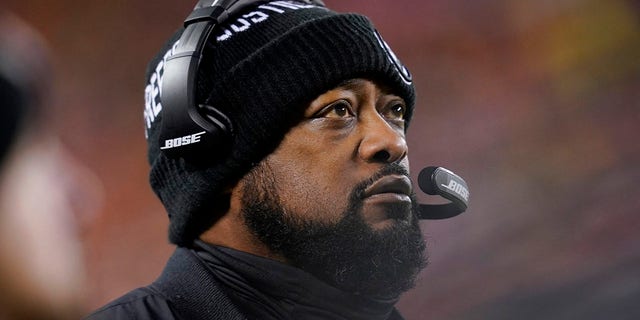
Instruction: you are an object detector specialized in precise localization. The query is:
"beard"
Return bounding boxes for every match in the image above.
[241,162,427,299]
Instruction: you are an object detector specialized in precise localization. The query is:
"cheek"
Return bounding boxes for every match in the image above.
[265,147,354,223]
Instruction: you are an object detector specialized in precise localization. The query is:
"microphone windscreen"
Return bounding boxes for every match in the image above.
[418,166,438,195]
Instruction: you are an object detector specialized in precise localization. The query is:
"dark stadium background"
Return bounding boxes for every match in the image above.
[4,1,639,319]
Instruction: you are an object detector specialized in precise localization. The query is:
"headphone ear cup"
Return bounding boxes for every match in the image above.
[199,104,233,138]
[177,104,232,163]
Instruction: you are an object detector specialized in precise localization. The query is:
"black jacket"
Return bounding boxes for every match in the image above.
[85,245,404,320]
[85,246,246,320]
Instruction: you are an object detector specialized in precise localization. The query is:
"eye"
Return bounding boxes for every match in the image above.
[317,99,354,119]
[381,101,406,121]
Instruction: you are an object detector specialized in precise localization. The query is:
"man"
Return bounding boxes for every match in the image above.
[88,1,432,319]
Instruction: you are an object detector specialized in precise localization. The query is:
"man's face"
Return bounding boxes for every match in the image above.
[240,78,426,298]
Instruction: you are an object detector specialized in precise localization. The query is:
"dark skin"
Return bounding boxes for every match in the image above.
[200,78,412,264]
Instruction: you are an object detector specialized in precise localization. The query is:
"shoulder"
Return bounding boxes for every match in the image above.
[389,308,406,320]
[85,247,246,320]
[84,286,181,320]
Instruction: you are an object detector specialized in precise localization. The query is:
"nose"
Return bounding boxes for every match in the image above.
[358,116,408,163]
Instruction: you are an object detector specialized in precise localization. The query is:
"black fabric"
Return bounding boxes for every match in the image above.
[143,0,416,246]
[84,247,246,320]
[85,245,406,320]
[192,241,405,320]
[82,287,181,320]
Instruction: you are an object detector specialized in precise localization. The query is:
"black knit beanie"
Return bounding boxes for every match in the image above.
[144,0,416,245]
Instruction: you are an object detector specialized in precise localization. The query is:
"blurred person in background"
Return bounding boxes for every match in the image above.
[87,1,468,319]
[0,11,101,320]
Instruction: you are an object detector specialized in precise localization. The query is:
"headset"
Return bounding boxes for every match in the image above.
[159,0,470,219]
[159,0,325,161]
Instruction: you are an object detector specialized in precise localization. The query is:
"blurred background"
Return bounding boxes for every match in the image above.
[1,0,639,319]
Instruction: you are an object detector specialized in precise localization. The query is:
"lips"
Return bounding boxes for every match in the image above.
[363,175,412,199]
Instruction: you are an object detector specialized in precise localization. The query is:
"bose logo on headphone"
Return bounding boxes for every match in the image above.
[160,131,206,150]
